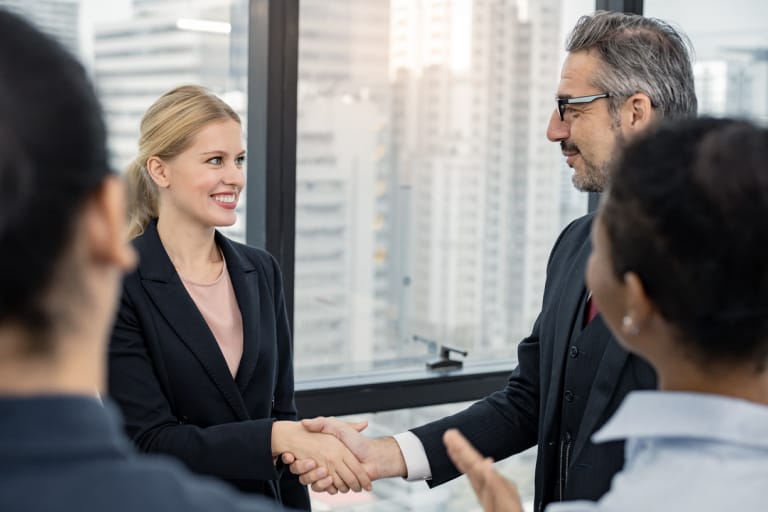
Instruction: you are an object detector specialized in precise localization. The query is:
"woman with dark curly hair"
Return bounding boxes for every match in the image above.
[446,117,768,512]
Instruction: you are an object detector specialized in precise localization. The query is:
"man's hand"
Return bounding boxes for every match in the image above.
[443,428,524,512]
[283,416,407,493]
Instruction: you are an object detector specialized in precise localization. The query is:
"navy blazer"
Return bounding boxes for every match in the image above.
[0,396,289,512]
[108,220,309,510]
[411,212,657,511]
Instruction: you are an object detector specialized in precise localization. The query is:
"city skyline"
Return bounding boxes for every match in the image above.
[6,0,768,376]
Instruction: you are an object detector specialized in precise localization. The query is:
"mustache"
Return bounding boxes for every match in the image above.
[560,141,579,153]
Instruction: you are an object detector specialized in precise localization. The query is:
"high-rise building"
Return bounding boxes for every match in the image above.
[390,0,566,357]
[294,0,393,369]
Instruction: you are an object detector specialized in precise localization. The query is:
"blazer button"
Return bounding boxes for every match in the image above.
[569,346,579,358]
[564,390,574,402]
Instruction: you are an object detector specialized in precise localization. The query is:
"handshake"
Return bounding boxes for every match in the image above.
[272,417,523,512]
[273,416,402,494]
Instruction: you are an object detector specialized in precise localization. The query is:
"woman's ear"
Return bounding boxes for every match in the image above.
[623,271,653,329]
[146,156,171,188]
[83,176,137,271]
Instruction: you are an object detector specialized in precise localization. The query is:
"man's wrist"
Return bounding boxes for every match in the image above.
[372,436,408,478]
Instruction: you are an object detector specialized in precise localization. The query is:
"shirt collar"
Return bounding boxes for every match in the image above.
[593,390,768,449]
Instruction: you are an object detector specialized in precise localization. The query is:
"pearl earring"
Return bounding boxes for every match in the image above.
[622,315,640,335]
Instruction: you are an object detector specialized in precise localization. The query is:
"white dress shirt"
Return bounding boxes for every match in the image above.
[393,431,433,481]
[547,390,768,512]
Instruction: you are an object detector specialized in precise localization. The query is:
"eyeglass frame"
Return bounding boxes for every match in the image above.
[556,93,611,122]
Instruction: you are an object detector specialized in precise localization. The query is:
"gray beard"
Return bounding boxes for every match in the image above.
[573,128,626,193]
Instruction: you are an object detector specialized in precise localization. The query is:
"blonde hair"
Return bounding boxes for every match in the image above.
[125,85,240,239]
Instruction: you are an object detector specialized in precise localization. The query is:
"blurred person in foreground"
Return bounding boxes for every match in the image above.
[445,117,768,512]
[0,9,298,512]
[287,11,697,511]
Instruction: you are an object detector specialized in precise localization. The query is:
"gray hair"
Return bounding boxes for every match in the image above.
[567,10,697,121]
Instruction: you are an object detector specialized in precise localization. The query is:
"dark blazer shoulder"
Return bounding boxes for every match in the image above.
[130,220,175,283]
[544,212,595,280]
[551,212,594,256]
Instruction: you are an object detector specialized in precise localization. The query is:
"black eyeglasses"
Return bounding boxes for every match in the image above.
[556,93,610,121]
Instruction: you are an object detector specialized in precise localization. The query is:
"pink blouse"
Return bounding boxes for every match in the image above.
[180,259,244,378]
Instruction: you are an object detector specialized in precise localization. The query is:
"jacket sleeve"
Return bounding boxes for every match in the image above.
[410,215,590,486]
[107,277,282,482]
[411,316,541,486]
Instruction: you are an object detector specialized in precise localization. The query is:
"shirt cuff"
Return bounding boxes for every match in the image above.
[392,431,432,481]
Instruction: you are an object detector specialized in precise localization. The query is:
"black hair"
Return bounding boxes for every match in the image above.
[602,117,768,369]
[0,10,110,350]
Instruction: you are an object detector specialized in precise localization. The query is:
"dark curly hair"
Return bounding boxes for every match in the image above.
[602,117,768,370]
[0,10,111,351]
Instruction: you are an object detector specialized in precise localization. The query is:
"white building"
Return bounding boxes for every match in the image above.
[294,0,393,369]
[390,0,567,356]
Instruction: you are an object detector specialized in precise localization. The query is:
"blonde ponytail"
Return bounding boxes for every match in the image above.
[125,157,159,239]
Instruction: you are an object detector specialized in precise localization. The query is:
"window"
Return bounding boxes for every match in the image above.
[13,0,250,241]
[293,0,591,379]
[644,0,768,125]
[293,4,595,506]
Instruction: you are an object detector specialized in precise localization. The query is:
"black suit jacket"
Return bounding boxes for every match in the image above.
[411,213,656,511]
[108,220,309,510]
[0,396,290,512]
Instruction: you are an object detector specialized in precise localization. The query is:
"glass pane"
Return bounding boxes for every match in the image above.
[311,402,537,511]
[3,0,250,242]
[294,0,594,377]
[645,0,768,125]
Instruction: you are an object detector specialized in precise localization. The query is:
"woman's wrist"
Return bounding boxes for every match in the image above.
[271,420,298,456]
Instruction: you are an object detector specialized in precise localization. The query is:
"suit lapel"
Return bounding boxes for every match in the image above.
[136,222,249,420]
[216,233,262,393]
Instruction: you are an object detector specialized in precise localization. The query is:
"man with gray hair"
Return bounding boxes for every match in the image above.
[288,11,697,512]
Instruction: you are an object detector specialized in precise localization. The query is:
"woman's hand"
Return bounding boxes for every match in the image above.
[444,428,524,512]
[272,420,372,493]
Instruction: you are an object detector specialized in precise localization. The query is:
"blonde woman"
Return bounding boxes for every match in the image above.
[108,85,369,509]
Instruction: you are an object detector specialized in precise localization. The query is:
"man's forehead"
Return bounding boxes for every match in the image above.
[556,50,601,96]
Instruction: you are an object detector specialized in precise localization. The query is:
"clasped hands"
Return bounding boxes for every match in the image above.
[278,417,524,511]
[277,416,404,495]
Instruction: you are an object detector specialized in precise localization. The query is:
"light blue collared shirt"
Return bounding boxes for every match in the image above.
[547,390,768,512]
